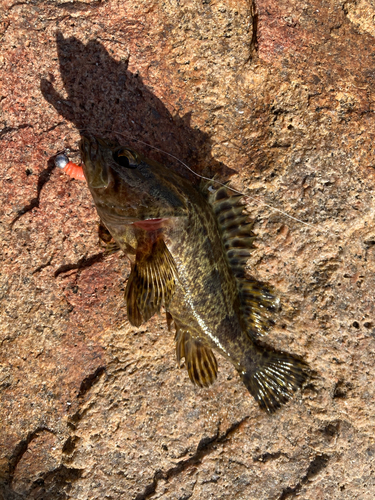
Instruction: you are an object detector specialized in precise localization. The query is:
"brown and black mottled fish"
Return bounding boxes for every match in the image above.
[79,133,308,413]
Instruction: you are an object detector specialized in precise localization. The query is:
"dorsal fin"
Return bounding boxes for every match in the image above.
[125,238,177,327]
[239,281,280,337]
[209,186,255,279]
[208,186,280,339]
[174,321,218,388]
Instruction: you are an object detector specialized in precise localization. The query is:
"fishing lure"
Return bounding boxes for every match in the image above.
[55,153,86,181]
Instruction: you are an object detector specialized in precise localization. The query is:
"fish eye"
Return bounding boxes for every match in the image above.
[113,148,139,169]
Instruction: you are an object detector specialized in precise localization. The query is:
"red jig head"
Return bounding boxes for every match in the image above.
[55,153,86,181]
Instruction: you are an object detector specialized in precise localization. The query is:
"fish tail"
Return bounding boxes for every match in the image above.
[242,350,308,413]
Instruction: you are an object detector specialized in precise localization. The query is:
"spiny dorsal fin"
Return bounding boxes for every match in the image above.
[208,186,280,339]
[174,322,218,388]
[209,186,255,279]
[125,238,177,327]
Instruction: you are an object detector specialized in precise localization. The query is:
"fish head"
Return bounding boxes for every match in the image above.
[80,133,188,222]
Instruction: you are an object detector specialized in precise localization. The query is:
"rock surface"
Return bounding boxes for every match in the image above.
[1,0,375,498]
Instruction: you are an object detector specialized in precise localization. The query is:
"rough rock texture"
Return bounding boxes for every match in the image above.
[1,0,375,498]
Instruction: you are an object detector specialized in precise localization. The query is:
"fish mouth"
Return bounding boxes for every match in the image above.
[79,133,112,189]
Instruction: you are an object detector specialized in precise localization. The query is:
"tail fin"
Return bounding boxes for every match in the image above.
[242,351,308,413]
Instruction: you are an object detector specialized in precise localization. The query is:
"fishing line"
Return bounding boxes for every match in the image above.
[129,137,314,229]
[77,128,315,229]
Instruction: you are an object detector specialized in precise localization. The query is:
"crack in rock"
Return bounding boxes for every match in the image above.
[43,121,66,134]
[249,0,259,57]
[62,436,80,456]
[278,453,330,499]
[10,158,56,227]
[65,367,108,428]
[32,252,56,274]
[5,427,55,487]
[28,464,83,499]
[0,124,33,140]
[78,365,106,397]
[135,416,249,500]
[55,1,103,12]
[54,252,106,277]
[9,465,83,500]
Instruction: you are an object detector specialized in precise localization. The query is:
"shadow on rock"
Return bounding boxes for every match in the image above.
[41,32,235,183]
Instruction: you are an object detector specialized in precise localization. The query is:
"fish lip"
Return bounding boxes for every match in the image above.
[79,133,112,189]
[79,132,96,159]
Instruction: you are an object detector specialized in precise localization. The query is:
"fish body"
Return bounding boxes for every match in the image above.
[80,134,307,412]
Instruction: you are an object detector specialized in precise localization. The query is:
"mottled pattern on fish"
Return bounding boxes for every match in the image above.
[80,134,308,413]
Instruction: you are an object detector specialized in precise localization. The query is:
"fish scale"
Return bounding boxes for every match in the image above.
[79,133,308,413]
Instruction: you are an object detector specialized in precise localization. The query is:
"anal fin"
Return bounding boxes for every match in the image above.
[125,238,177,327]
[175,324,218,388]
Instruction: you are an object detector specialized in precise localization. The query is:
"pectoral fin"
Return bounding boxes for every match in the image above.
[125,238,177,327]
[175,325,218,388]
[98,221,120,254]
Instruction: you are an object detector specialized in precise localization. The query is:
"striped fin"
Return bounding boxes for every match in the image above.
[239,281,280,338]
[242,350,308,413]
[209,187,255,279]
[125,238,177,327]
[208,186,280,339]
[175,323,218,388]
[98,221,120,254]
[98,221,113,244]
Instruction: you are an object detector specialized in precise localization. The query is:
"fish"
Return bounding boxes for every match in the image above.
[79,133,308,413]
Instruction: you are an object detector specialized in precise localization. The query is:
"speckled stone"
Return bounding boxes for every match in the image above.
[1,0,375,499]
